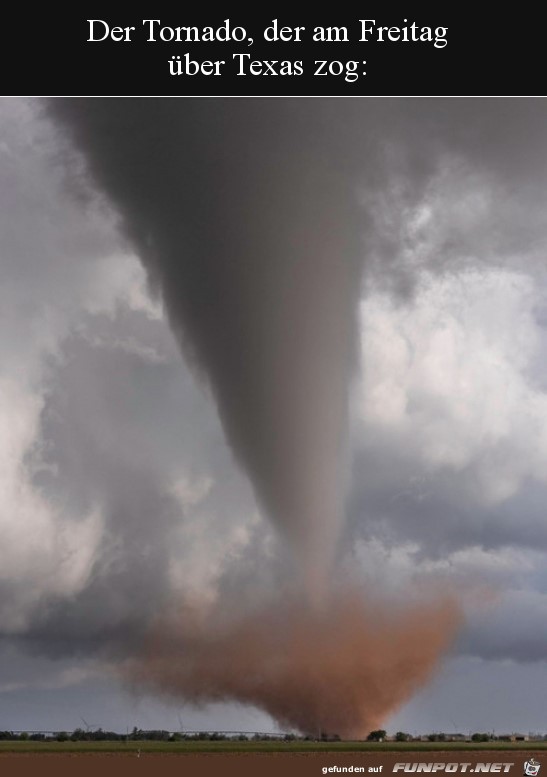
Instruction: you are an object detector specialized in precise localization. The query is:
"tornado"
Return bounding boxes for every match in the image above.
[48,97,462,735]
[48,97,362,596]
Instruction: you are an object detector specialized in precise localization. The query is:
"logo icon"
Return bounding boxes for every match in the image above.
[524,759,541,777]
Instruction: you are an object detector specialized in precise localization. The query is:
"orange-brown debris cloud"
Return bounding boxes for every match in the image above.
[127,591,462,738]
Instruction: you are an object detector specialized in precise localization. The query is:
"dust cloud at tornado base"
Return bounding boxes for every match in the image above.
[126,592,461,738]
[47,98,470,736]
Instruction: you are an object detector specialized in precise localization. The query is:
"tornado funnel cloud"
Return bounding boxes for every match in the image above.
[49,97,361,594]
[48,98,463,736]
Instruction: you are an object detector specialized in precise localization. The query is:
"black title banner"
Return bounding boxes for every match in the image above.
[2,9,537,95]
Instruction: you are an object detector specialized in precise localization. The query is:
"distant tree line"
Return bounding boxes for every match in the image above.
[0,728,320,742]
[1,728,545,743]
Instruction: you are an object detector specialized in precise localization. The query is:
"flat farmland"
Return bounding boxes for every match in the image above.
[1,740,547,754]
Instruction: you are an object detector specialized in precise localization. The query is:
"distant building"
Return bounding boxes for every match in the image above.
[498,734,529,742]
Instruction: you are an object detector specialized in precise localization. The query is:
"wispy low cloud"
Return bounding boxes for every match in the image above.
[356,267,547,504]
[0,376,103,632]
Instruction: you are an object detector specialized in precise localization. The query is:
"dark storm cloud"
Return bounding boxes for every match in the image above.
[457,589,547,663]
[347,449,547,558]
[345,100,547,307]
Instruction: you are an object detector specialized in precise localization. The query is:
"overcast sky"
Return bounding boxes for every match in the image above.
[1,96,547,735]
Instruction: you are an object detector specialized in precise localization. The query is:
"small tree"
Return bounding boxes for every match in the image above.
[395,732,410,742]
[367,730,387,742]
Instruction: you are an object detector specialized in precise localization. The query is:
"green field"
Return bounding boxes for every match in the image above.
[1,740,546,754]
